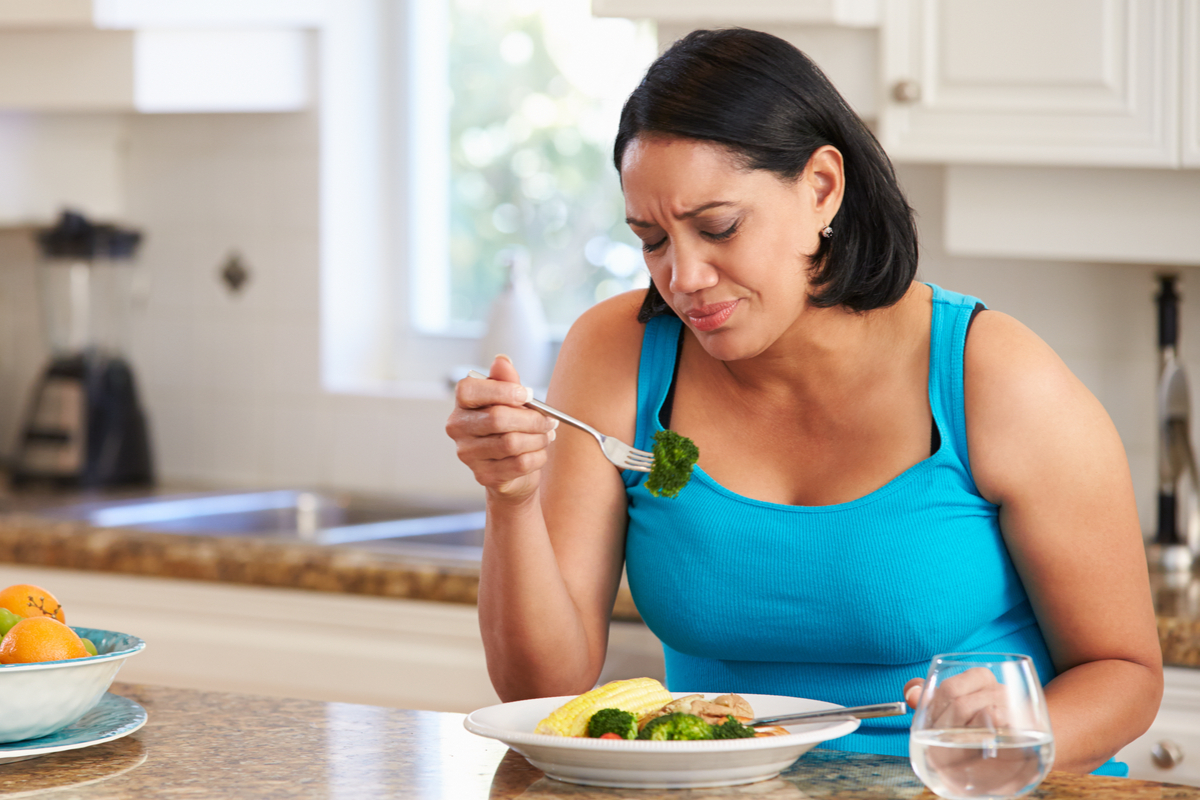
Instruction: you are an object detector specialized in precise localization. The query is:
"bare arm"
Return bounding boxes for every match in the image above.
[964,310,1162,773]
[446,292,646,700]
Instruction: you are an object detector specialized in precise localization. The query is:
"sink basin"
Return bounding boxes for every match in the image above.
[36,489,485,557]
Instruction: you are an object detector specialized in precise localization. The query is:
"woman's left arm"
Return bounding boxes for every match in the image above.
[963,309,1163,774]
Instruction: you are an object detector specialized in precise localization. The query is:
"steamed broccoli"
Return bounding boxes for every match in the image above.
[646,429,699,499]
[711,715,756,739]
[636,712,714,741]
[587,708,638,739]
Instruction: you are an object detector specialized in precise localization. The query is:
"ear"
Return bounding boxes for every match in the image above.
[805,145,845,221]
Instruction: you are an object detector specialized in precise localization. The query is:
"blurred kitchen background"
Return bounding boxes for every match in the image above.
[0,0,1196,532]
[3,1,1200,782]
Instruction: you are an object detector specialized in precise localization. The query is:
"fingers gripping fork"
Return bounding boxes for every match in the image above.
[467,371,654,472]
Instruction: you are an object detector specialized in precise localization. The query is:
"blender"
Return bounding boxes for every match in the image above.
[10,210,154,488]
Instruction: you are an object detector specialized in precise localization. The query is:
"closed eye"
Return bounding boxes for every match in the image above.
[642,236,668,253]
[702,222,738,242]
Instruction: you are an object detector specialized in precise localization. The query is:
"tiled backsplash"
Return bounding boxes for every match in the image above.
[0,107,1195,532]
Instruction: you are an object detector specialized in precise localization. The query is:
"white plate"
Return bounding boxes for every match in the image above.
[464,691,859,788]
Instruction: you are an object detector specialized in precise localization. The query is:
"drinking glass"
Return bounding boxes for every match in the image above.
[909,653,1054,800]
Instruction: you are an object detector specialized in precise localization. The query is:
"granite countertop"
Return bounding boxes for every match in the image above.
[1151,568,1200,668]
[0,511,643,622]
[2,682,1196,799]
[0,495,1195,646]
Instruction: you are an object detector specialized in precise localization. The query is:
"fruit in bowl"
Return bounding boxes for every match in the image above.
[0,583,145,744]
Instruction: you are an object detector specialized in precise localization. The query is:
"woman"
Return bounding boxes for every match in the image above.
[445,28,1161,773]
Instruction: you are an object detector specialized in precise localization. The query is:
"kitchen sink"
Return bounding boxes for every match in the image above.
[35,489,485,557]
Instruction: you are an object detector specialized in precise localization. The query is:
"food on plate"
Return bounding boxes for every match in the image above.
[646,429,699,499]
[0,616,90,664]
[639,692,754,727]
[535,677,674,737]
[536,678,789,740]
[638,712,714,740]
[0,583,66,622]
[711,716,758,739]
[587,708,638,740]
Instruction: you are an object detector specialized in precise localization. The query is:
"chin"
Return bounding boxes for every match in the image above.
[693,329,764,363]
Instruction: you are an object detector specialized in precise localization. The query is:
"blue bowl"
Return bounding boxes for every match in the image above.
[0,626,145,743]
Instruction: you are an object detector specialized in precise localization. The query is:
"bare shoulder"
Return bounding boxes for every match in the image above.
[547,290,648,441]
[963,310,1122,505]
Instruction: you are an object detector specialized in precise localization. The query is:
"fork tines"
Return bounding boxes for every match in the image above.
[625,449,654,472]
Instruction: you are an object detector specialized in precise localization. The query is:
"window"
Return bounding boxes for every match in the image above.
[320,1,655,392]
[419,0,657,336]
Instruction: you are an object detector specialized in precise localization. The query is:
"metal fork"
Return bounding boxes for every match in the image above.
[467,370,654,472]
[747,701,908,728]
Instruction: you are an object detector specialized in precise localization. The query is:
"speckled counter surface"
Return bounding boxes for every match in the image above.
[1152,569,1200,668]
[1,683,1195,799]
[0,513,644,621]
[2,511,1199,648]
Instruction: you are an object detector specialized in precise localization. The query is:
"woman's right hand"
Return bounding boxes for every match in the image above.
[446,355,559,501]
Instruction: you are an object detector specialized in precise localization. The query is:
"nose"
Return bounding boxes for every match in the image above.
[666,239,718,295]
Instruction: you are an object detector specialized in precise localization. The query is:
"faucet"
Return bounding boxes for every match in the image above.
[1156,275,1200,571]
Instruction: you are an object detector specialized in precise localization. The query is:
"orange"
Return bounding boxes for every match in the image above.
[0,616,89,664]
[0,584,65,623]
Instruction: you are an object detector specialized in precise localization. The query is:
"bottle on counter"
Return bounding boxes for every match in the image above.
[477,248,551,389]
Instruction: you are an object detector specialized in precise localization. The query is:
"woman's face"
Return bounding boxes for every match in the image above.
[620,134,843,362]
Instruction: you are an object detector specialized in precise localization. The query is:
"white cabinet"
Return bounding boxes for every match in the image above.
[1185,0,1200,166]
[0,563,501,713]
[0,563,665,712]
[592,0,880,26]
[1117,666,1200,786]
[0,29,310,113]
[880,0,1185,167]
[0,0,320,113]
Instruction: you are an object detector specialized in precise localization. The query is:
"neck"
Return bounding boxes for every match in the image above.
[711,283,925,406]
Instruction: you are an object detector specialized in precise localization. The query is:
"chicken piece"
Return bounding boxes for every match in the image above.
[636,692,761,730]
[636,694,703,731]
[686,694,757,726]
[710,694,754,719]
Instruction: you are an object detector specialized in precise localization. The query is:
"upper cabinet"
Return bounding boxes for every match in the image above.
[879,0,1194,168]
[591,0,880,26]
[0,0,323,113]
[1186,0,1200,166]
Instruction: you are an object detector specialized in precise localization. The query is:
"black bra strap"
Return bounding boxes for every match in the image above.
[658,324,686,430]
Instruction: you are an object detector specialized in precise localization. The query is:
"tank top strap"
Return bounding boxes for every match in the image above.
[928,282,986,478]
[626,314,684,488]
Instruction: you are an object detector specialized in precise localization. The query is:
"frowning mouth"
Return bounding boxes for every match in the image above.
[685,300,739,332]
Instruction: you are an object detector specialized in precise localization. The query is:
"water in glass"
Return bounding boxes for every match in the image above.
[909,653,1054,800]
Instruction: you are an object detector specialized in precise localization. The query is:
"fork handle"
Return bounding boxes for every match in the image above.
[747,701,908,727]
[466,370,602,441]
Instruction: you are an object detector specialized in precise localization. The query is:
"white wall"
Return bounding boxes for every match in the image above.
[898,162,1182,535]
[0,108,483,504]
[0,94,1194,533]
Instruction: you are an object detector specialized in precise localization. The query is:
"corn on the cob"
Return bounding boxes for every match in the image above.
[535,677,673,737]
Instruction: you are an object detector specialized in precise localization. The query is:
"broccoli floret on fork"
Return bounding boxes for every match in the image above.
[645,429,699,499]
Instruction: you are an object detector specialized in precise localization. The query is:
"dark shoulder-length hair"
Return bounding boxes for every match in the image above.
[614,28,918,322]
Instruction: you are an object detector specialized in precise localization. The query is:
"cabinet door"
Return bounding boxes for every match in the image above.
[1115,666,1200,786]
[880,0,1180,167]
[1185,0,1200,167]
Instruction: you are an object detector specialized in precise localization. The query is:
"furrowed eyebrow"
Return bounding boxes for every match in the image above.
[625,201,738,228]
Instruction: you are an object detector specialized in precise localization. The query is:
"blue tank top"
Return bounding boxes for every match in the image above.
[621,283,1057,758]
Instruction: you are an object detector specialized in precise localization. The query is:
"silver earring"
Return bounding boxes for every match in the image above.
[821,225,834,239]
